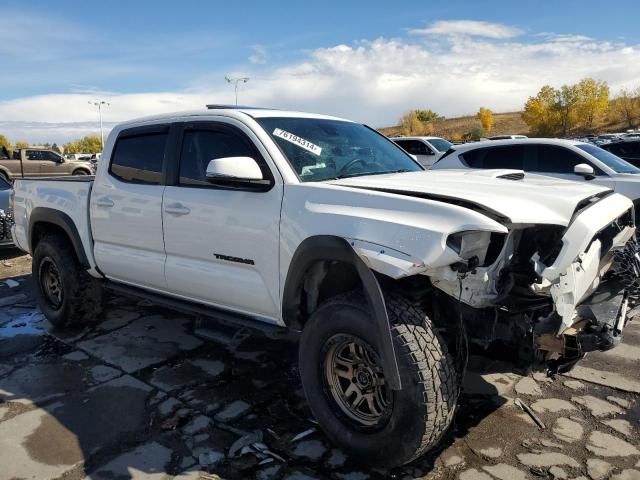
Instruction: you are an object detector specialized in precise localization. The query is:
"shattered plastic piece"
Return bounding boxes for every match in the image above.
[4,279,19,288]
[290,427,317,443]
[228,430,263,458]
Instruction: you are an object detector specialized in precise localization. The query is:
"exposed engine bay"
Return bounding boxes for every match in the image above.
[425,204,638,372]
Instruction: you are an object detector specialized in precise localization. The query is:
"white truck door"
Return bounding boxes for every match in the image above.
[162,121,283,321]
[90,125,169,290]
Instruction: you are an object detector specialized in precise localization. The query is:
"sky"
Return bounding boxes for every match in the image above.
[1,0,640,143]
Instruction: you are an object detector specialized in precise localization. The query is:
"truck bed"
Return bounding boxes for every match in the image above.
[11,177,99,273]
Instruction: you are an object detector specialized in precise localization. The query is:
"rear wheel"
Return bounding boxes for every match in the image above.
[298,292,459,467]
[72,169,89,175]
[32,235,104,328]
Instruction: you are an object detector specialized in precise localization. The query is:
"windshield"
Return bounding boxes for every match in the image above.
[256,117,423,182]
[577,144,640,174]
[429,138,453,152]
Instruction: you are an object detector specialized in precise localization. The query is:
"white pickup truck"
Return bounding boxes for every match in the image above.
[10,106,639,467]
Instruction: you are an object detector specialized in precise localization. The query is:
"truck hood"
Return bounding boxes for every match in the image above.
[329,169,611,226]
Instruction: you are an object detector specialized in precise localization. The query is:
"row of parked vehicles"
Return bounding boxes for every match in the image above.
[5,106,640,466]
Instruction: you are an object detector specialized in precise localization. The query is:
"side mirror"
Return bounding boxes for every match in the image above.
[205,156,264,182]
[574,163,595,179]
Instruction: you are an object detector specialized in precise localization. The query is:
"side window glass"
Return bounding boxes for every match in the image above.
[532,146,587,174]
[179,129,254,186]
[110,132,167,184]
[482,146,523,169]
[41,151,59,161]
[26,150,42,161]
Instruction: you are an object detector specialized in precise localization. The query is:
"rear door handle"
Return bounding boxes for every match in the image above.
[96,197,114,208]
[164,203,191,215]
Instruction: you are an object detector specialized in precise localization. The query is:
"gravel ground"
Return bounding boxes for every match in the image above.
[0,248,638,480]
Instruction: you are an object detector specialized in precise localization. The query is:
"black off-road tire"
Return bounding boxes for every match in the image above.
[298,291,459,467]
[32,235,104,328]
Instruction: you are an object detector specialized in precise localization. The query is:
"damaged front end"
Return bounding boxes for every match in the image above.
[425,195,639,373]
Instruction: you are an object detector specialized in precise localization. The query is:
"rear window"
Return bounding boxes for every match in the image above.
[110,132,167,184]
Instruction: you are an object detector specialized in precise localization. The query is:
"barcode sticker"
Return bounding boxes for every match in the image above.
[273,128,322,156]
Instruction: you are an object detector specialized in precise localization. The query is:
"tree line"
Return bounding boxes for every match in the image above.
[0,135,102,154]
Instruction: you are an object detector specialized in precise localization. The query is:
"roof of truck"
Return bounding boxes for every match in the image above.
[118,107,351,127]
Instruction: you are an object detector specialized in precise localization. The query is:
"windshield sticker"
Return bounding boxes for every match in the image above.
[273,128,322,156]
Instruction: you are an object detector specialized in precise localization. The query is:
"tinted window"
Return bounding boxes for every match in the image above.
[110,132,167,184]
[462,146,524,169]
[26,150,42,161]
[428,138,452,152]
[529,145,588,174]
[0,175,10,189]
[576,144,640,174]
[41,151,61,162]
[179,129,255,186]
[395,140,431,155]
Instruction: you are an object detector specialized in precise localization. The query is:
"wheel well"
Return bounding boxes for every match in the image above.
[72,168,90,175]
[31,222,70,252]
[290,260,362,330]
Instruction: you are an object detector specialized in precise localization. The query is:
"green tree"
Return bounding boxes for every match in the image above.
[476,107,494,133]
[0,135,12,152]
[467,122,485,141]
[414,109,442,123]
[51,143,61,153]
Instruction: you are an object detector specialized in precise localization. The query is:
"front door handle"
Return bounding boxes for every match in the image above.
[164,203,191,215]
[96,197,114,208]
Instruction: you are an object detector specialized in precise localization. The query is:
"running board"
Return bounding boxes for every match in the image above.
[105,282,294,341]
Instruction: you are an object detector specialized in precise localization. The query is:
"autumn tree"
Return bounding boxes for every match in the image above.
[14,140,29,149]
[613,87,640,129]
[477,107,494,133]
[575,78,609,131]
[63,135,102,154]
[555,84,579,136]
[0,135,12,152]
[398,111,434,136]
[522,85,561,136]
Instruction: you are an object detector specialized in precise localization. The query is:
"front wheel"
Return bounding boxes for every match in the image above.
[298,292,459,467]
[72,169,89,175]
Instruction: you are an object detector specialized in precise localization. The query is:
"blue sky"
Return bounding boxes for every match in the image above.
[1,0,640,142]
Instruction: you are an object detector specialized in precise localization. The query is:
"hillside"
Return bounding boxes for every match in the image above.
[378,111,529,139]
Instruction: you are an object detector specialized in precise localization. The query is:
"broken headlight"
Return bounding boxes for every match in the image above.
[447,230,507,267]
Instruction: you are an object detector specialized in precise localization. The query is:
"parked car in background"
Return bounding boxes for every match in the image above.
[10,106,638,466]
[487,134,528,140]
[601,139,640,168]
[390,136,452,167]
[0,147,93,182]
[431,138,640,220]
[0,175,13,246]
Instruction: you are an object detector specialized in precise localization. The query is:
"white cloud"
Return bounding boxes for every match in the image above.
[409,20,523,39]
[249,45,268,65]
[2,22,640,143]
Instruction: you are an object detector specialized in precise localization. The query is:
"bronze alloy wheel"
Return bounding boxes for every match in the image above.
[38,256,63,310]
[322,334,392,429]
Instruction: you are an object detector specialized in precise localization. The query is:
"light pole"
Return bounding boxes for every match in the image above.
[224,76,250,105]
[88,100,110,149]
